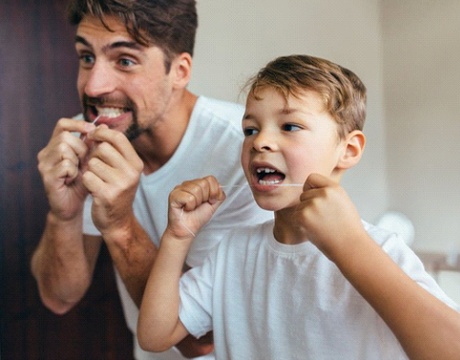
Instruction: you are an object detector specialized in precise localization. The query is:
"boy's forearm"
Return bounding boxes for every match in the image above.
[138,231,191,352]
[332,232,460,359]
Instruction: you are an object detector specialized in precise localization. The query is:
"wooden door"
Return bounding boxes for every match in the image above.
[0,1,133,358]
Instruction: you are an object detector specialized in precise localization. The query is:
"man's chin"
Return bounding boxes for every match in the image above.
[125,124,144,142]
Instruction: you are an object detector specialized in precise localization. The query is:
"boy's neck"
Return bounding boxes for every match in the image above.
[273,208,308,245]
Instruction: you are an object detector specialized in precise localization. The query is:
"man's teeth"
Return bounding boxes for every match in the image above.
[96,107,124,118]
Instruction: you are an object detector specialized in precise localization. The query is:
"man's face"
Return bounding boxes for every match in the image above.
[75,15,175,140]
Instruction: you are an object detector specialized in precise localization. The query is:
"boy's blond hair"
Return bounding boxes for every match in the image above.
[247,55,367,138]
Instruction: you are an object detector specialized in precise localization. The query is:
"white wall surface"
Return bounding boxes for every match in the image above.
[382,0,460,252]
[189,0,389,222]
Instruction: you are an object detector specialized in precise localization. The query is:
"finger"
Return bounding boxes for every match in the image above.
[87,126,142,163]
[303,173,334,191]
[170,177,219,212]
[52,117,96,138]
[84,145,142,198]
[203,175,225,204]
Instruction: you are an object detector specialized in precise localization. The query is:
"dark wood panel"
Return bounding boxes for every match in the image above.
[0,1,133,359]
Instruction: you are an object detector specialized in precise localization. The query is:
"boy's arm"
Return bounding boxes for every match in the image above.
[332,232,460,359]
[299,173,460,359]
[137,176,225,353]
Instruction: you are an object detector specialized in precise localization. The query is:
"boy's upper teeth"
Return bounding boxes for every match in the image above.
[257,167,276,174]
[96,106,124,118]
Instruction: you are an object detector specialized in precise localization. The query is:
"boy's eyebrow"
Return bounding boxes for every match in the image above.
[75,35,144,52]
[242,113,254,120]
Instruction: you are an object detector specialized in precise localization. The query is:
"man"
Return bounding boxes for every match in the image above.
[31,1,271,359]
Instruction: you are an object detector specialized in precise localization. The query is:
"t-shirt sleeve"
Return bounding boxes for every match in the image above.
[380,231,459,311]
[179,247,217,338]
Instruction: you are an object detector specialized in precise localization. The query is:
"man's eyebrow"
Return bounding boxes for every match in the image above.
[75,35,91,48]
[75,35,144,52]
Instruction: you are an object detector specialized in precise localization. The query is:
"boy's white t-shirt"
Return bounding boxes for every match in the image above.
[83,96,273,360]
[179,220,459,360]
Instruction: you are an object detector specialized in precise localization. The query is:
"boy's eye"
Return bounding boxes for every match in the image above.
[243,127,258,137]
[282,123,302,132]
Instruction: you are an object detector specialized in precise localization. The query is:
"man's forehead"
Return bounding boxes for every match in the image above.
[76,14,134,42]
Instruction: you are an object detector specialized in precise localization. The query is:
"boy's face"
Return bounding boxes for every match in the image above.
[241,87,347,211]
[75,15,177,140]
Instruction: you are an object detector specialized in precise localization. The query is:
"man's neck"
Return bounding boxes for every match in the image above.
[132,90,198,174]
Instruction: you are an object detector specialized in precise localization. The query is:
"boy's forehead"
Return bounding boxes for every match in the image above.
[247,86,325,110]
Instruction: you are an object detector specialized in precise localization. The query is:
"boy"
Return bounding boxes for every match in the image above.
[138,55,460,359]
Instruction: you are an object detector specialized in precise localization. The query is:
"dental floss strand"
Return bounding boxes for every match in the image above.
[81,115,101,141]
[179,183,304,237]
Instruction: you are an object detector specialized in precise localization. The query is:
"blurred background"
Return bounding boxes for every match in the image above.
[1,0,459,358]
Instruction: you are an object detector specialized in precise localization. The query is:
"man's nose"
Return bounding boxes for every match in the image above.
[82,61,116,98]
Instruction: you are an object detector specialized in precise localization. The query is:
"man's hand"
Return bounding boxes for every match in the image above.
[81,125,144,237]
[176,332,214,358]
[37,118,96,221]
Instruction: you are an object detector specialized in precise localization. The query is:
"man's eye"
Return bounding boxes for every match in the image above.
[243,128,258,136]
[79,54,95,65]
[283,123,302,132]
[119,58,135,67]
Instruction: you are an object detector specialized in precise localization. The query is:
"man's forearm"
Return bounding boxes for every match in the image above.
[102,216,159,307]
[31,211,98,314]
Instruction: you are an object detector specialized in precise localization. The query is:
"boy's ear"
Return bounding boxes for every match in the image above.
[337,130,366,169]
[171,52,192,89]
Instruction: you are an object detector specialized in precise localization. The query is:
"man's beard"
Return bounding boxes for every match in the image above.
[124,122,144,141]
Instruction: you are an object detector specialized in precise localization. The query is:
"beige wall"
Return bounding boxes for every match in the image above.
[382,0,460,252]
[189,0,460,255]
[190,0,389,222]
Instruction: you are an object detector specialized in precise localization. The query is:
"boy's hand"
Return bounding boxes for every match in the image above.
[296,173,366,259]
[167,176,226,240]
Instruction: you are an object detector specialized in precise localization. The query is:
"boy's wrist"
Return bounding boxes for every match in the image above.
[161,228,194,254]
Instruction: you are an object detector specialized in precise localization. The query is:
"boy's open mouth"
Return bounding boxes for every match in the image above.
[256,167,285,185]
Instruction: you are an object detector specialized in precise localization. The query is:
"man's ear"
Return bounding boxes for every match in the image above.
[337,130,366,170]
[171,52,192,89]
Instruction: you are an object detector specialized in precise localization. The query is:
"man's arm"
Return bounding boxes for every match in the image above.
[32,118,100,314]
[31,214,102,314]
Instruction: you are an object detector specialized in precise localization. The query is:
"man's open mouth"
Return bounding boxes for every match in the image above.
[255,167,286,185]
[95,106,128,118]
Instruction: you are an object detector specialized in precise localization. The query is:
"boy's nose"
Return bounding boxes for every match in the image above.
[252,131,276,152]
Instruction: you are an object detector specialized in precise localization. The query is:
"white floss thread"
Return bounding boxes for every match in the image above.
[180,208,196,237]
[178,183,304,237]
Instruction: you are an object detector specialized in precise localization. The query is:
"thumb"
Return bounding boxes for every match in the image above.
[303,173,334,191]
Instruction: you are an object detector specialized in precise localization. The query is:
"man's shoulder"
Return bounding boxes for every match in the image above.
[195,96,244,121]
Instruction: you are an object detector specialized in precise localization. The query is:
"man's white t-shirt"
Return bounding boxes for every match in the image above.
[83,96,273,360]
